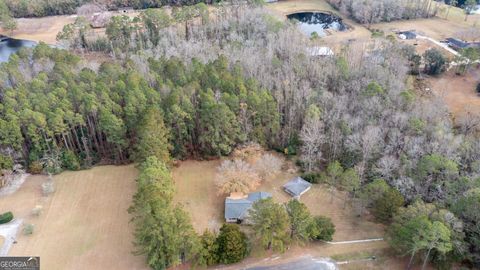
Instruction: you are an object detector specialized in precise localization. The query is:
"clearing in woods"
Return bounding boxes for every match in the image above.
[0,165,148,270]
[173,159,384,240]
[428,69,480,117]
[172,158,399,269]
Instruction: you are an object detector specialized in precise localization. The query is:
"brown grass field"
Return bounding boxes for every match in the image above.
[174,158,384,241]
[172,156,402,269]
[0,165,148,270]
[0,15,76,44]
[428,68,480,117]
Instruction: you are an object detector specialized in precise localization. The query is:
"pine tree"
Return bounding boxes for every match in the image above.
[216,224,249,264]
[249,198,290,251]
[285,199,315,241]
[133,107,172,164]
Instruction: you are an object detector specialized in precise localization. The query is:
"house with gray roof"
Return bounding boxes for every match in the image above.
[224,192,272,223]
[283,177,312,199]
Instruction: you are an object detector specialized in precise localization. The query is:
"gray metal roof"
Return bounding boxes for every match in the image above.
[283,177,312,197]
[225,192,272,220]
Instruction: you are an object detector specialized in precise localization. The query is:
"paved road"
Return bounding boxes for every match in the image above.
[247,257,337,270]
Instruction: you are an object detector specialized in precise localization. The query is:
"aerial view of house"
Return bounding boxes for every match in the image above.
[0,0,479,270]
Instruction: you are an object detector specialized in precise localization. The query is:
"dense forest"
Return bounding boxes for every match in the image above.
[1,0,218,18]
[0,44,278,171]
[1,2,480,269]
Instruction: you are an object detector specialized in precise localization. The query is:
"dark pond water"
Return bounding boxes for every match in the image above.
[287,12,348,37]
[0,36,37,63]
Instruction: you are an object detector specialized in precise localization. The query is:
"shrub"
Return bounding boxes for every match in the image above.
[198,230,218,266]
[216,224,249,264]
[423,48,447,75]
[41,181,55,196]
[0,211,14,224]
[311,216,335,241]
[301,172,325,184]
[371,29,384,38]
[31,205,43,217]
[254,153,283,180]
[28,161,43,174]
[0,154,13,170]
[372,188,405,223]
[23,223,34,235]
[62,150,80,171]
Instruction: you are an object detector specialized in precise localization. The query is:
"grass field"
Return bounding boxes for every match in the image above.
[172,156,395,269]
[428,68,480,117]
[0,15,76,44]
[0,165,148,270]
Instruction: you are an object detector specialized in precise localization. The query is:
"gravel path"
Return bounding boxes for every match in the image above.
[416,35,459,56]
[0,219,23,256]
[324,238,384,245]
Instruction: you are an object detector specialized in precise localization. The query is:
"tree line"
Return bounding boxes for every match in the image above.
[0,44,279,173]
[327,0,438,24]
[1,0,218,18]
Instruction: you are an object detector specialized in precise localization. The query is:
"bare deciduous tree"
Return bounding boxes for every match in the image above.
[215,159,261,195]
[254,153,283,180]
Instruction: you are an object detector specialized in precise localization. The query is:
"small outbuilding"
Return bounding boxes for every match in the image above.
[398,31,417,40]
[283,176,312,199]
[446,38,469,50]
[224,192,272,223]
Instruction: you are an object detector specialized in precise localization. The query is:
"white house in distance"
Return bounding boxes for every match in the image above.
[306,46,335,57]
[283,176,312,199]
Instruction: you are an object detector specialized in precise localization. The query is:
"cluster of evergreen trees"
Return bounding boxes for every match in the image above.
[0,44,278,173]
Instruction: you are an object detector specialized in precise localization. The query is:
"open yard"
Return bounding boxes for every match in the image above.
[428,69,480,117]
[172,155,395,269]
[173,157,384,241]
[0,15,77,44]
[0,165,148,270]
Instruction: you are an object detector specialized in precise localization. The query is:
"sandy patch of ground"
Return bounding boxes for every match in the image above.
[0,165,147,270]
[427,68,480,117]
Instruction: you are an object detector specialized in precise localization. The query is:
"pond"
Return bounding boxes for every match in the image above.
[0,36,37,63]
[287,12,348,37]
